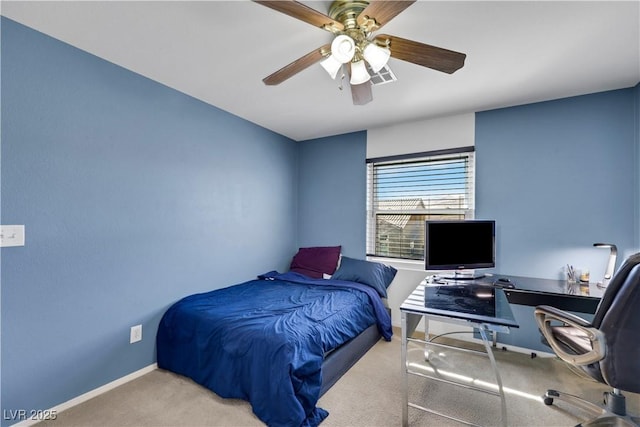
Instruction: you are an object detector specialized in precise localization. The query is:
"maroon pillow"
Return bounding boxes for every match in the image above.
[289,246,342,279]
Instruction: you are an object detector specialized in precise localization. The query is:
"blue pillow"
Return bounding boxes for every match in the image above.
[331,256,397,298]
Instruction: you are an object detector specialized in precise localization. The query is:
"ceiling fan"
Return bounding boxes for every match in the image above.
[254,0,466,105]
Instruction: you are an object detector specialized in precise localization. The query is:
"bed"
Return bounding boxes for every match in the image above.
[156,248,396,427]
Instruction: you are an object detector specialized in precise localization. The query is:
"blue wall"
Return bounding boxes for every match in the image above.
[1,18,298,422]
[476,88,639,281]
[297,132,367,258]
[2,14,639,421]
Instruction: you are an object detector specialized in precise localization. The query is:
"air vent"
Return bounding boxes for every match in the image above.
[367,64,397,86]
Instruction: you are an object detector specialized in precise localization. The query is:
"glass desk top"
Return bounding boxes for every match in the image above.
[494,275,605,299]
[415,274,605,314]
[401,283,519,329]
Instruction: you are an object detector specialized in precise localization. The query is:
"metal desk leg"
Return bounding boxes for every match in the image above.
[423,317,431,361]
[401,311,409,427]
[478,327,508,427]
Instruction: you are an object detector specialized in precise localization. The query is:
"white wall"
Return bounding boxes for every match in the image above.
[367,113,475,158]
[366,113,475,335]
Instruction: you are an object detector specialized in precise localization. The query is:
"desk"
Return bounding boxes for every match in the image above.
[400,282,519,427]
[427,274,604,313]
[423,274,604,352]
[492,275,604,314]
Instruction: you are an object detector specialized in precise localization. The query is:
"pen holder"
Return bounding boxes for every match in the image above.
[566,265,578,284]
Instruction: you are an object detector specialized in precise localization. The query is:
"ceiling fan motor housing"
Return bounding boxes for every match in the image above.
[328,1,369,28]
[329,1,372,41]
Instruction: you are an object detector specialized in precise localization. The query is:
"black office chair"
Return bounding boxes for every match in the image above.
[534,252,640,426]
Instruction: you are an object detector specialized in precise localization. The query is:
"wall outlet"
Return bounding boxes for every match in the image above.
[130,325,142,344]
[0,225,25,247]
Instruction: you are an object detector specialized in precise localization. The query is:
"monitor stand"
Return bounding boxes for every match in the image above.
[439,271,486,281]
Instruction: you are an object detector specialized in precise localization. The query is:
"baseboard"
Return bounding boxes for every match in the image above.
[12,363,158,427]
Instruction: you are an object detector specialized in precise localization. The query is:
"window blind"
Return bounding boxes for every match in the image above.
[366,149,475,260]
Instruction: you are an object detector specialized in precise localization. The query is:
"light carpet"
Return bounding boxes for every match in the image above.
[38,333,639,426]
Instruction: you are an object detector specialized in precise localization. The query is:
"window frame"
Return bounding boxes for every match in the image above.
[366,147,476,262]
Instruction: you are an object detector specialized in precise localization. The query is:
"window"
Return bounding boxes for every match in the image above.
[366,147,475,261]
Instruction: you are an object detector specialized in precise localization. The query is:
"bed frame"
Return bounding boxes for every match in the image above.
[319,307,391,396]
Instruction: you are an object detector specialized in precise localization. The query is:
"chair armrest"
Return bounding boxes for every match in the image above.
[534,305,606,366]
[535,305,592,327]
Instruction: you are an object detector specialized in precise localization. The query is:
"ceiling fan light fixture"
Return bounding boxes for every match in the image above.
[320,55,343,79]
[350,60,371,85]
[330,34,356,63]
[362,43,390,73]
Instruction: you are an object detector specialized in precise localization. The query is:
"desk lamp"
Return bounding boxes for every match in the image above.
[593,243,617,288]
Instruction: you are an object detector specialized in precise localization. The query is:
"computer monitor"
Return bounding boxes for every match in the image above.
[424,220,495,279]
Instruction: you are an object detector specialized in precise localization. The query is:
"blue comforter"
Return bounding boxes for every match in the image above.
[156,271,392,427]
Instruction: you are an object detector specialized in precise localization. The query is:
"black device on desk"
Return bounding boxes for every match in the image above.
[493,278,516,289]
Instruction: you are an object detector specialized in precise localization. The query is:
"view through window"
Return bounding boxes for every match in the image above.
[366,149,475,260]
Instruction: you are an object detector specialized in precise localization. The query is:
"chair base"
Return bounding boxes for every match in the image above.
[543,389,639,427]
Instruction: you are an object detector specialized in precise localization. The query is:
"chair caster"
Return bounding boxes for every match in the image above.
[544,390,560,406]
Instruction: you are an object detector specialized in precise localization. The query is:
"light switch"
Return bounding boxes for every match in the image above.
[0,225,25,247]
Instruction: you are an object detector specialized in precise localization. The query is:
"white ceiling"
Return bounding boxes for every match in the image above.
[2,1,639,141]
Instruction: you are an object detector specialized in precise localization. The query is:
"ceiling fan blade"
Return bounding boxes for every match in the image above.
[350,82,373,105]
[357,1,416,31]
[254,1,344,32]
[263,44,331,85]
[375,34,466,74]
